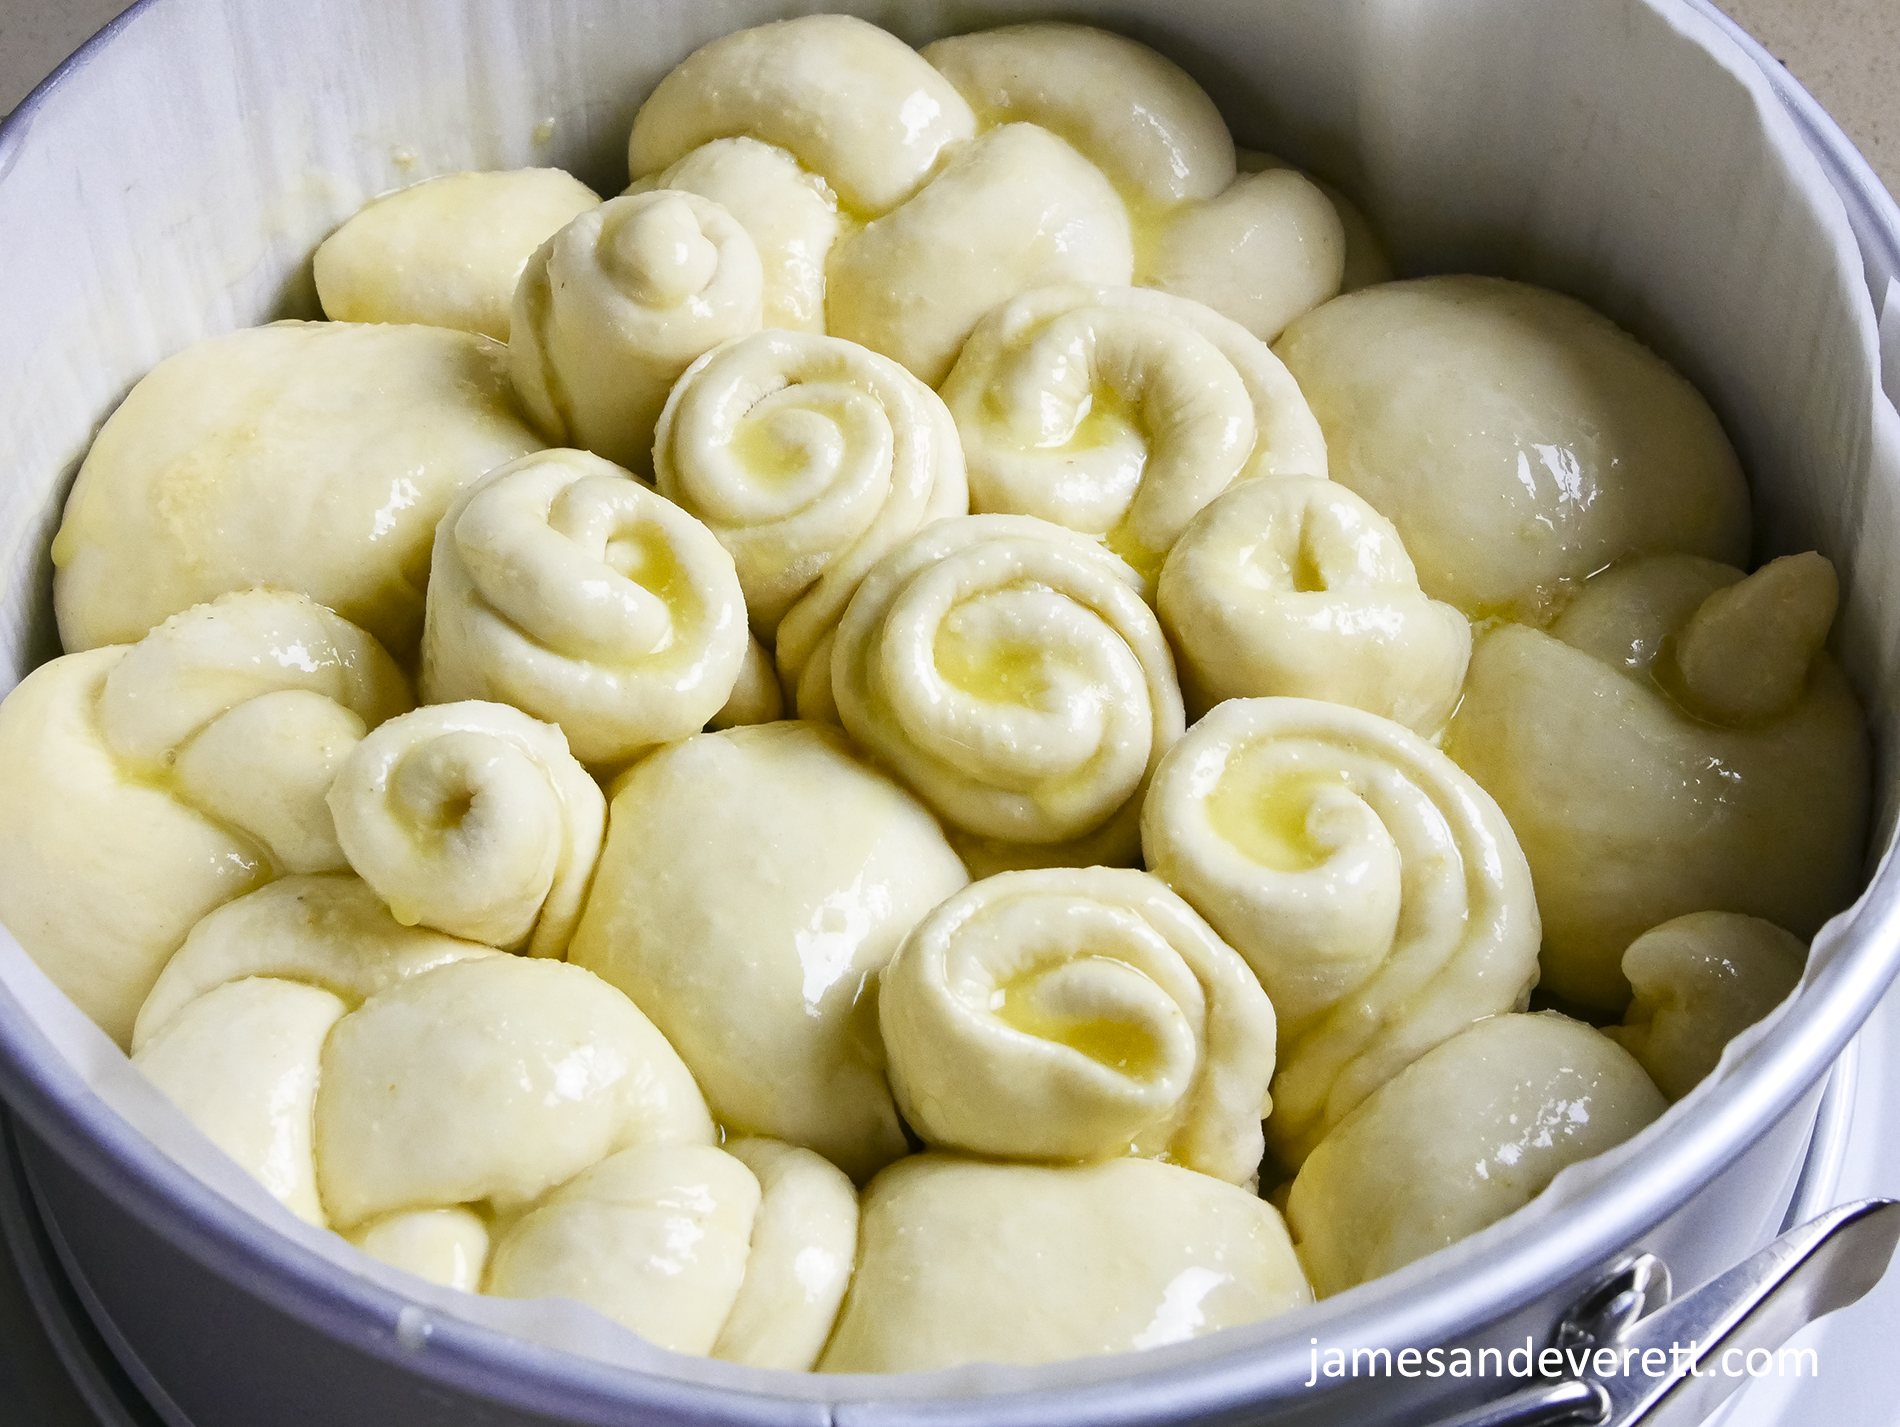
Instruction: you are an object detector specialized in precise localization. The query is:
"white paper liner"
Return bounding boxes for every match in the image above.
[0,0,1897,1405]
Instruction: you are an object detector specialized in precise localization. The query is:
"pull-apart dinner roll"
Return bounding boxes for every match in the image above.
[1446,553,1867,1012]
[653,330,968,707]
[0,591,412,1045]
[879,868,1276,1185]
[488,1138,857,1369]
[1275,276,1751,621]
[52,322,544,657]
[1157,476,1469,730]
[941,285,1327,581]
[421,448,748,765]
[627,14,975,217]
[920,23,1235,212]
[509,191,763,473]
[1610,912,1807,1101]
[315,956,713,1228]
[826,124,1135,387]
[626,139,841,334]
[327,701,606,959]
[1142,698,1541,1170]
[1237,150,1394,294]
[314,168,600,340]
[819,1155,1310,1372]
[1286,1013,1666,1297]
[569,723,969,1181]
[833,515,1186,874]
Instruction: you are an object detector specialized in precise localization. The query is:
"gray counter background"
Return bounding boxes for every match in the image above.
[0,1,1892,1424]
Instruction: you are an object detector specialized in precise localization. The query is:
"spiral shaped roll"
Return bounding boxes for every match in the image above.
[833,515,1185,873]
[0,590,412,1045]
[654,330,968,699]
[326,701,606,958]
[422,448,748,765]
[1141,697,1541,1169]
[1157,476,1471,730]
[509,191,763,473]
[880,868,1276,1185]
[941,285,1328,582]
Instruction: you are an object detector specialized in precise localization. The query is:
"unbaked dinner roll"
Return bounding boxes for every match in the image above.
[626,138,841,334]
[315,955,713,1228]
[421,448,748,765]
[509,191,762,473]
[1142,698,1541,1170]
[653,330,968,705]
[51,322,544,657]
[920,23,1236,212]
[1446,553,1867,1012]
[1237,150,1394,294]
[826,124,1135,387]
[0,591,412,1046]
[819,1154,1310,1372]
[941,285,1327,581]
[1610,912,1806,1101]
[349,1207,491,1292]
[1274,275,1751,621]
[327,701,606,959]
[833,515,1185,874]
[132,874,492,1054]
[1156,476,1469,730]
[1286,1013,1666,1297]
[569,723,969,1181]
[627,14,975,217]
[879,868,1276,1185]
[314,168,600,340]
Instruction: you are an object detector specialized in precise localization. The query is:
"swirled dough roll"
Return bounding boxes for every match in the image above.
[818,1155,1310,1373]
[1157,477,1469,730]
[1286,1014,1666,1296]
[0,592,412,1045]
[421,448,748,764]
[653,330,968,698]
[626,14,975,216]
[710,1139,859,1371]
[833,515,1185,874]
[133,977,347,1228]
[487,1143,759,1355]
[131,875,493,1054]
[1274,276,1751,621]
[569,723,969,1181]
[1237,150,1394,294]
[1141,698,1541,1170]
[327,701,606,958]
[51,322,544,657]
[1138,167,1345,343]
[1445,553,1867,1012]
[920,23,1235,211]
[314,168,600,340]
[1610,913,1806,1101]
[941,286,1327,581]
[826,124,1135,387]
[315,956,713,1228]
[880,868,1275,1184]
[349,1207,490,1292]
[626,139,840,333]
[509,191,763,473]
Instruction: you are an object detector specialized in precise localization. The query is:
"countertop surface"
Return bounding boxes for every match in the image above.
[0,2,1895,1426]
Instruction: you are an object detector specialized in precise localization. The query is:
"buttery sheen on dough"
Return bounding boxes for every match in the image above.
[421,448,749,765]
[833,514,1186,874]
[1274,276,1752,621]
[1286,1013,1666,1296]
[0,591,412,1046]
[569,723,969,1182]
[879,867,1276,1184]
[51,322,544,657]
[1142,698,1541,1170]
[819,1154,1310,1372]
